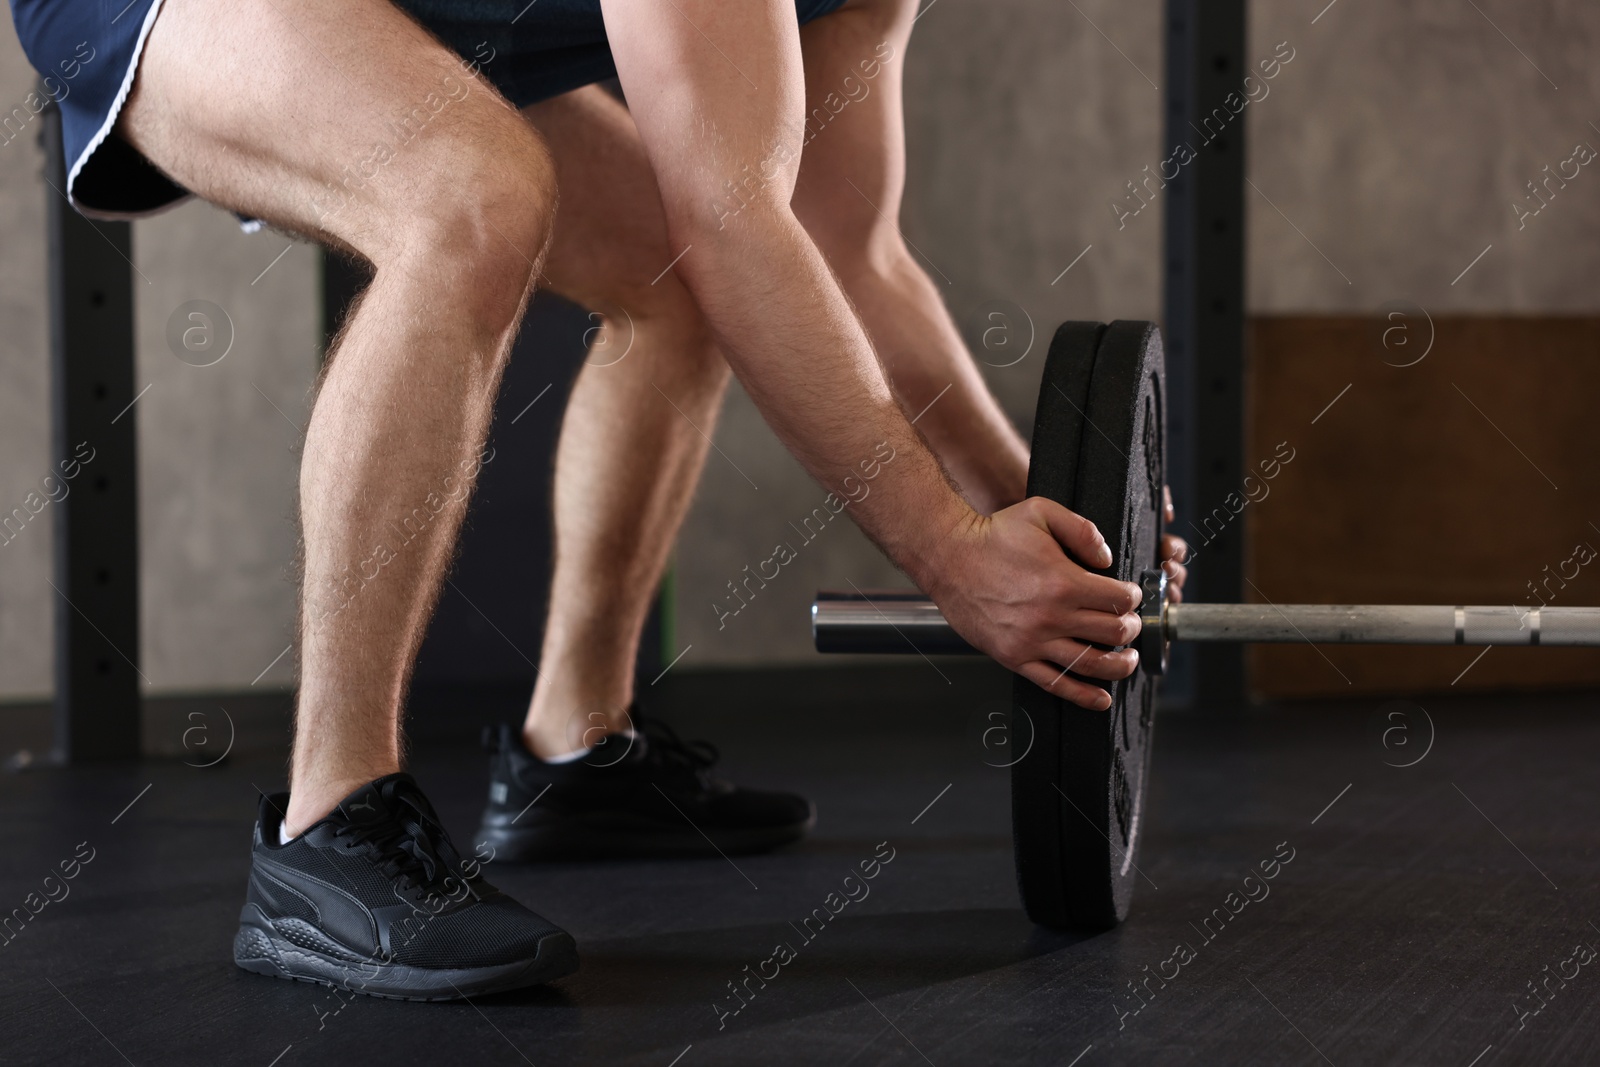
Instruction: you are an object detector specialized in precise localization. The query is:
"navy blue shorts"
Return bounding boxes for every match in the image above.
[6,0,850,220]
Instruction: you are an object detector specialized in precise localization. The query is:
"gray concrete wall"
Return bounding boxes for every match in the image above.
[2,1,1597,696]
[675,0,1600,665]
[674,0,1170,665]
[1250,0,1600,312]
[0,23,51,700]
[131,211,317,693]
[0,22,316,701]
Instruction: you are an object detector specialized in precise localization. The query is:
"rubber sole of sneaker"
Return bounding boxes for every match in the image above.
[232,906,578,1002]
[475,809,816,862]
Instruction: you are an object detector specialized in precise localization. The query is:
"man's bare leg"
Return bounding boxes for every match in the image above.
[587,0,1141,708]
[518,9,1021,760]
[474,85,819,859]
[120,0,557,831]
[519,2,1028,751]
[517,87,728,757]
[518,0,1149,753]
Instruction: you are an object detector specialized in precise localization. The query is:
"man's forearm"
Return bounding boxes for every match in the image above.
[602,0,1143,710]
[839,251,1031,515]
[669,209,973,584]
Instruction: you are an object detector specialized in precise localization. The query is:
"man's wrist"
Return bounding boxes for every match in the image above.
[894,487,978,595]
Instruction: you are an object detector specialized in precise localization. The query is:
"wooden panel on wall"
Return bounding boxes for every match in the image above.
[1239,316,1600,700]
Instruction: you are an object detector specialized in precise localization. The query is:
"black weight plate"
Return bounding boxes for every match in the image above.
[1011,320,1165,930]
[1008,321,1102,928]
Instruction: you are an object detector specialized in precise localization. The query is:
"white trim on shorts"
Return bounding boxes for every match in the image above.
[66,0,195,221]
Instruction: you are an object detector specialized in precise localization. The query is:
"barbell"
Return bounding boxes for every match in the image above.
[813,574,1600,671]
[808,320,1600,934]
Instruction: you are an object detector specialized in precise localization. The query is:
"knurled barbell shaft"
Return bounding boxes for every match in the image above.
[1167,603,1600,644]
[810,593,1600,654]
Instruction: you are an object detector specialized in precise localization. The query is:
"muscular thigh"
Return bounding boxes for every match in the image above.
[119,0,541,259]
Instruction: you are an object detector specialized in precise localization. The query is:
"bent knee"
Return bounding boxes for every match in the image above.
[595,281,727,397]
[793,170,904,277]
[385,124,558,326]
[803,206,907,282]
[852,0,916,22]
[817,0,918,43]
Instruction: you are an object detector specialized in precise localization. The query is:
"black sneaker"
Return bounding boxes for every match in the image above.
[234,773,577,1001]
[475,711,816,861]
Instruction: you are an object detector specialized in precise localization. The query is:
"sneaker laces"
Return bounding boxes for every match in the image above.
[637,715,720,783]
[333,779,480,899]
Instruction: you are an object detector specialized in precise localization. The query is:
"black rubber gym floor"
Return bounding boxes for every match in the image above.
[2,665,1597,1065]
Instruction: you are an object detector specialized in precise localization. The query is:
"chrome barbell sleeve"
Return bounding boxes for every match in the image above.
[811,591,1600,662]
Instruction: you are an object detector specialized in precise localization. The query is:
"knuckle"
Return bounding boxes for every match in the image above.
[1043,574,1079,606]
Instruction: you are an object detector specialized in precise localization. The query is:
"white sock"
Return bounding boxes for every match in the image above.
[541,728,639,764]
[278,822,294,845]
